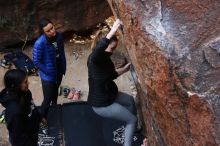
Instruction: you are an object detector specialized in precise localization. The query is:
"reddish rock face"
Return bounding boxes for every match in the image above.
[107,0,220,145]
[0,0,112,48]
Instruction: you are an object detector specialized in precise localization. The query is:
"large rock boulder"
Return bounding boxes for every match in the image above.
[107,0,220,145]
[0,0,112,48]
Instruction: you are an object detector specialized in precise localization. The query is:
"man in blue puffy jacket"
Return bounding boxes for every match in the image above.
[33,18,66,124]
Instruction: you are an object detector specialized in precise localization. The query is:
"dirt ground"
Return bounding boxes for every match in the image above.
[0,40,138,146]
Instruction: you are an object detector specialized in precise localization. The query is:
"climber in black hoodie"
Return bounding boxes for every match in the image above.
[0,69,40,146]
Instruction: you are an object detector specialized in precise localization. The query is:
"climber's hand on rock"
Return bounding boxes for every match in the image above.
[106,19,122,39]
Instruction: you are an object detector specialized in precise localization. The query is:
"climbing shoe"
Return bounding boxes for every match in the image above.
[39,122,49,135]
[0,110,6,124]
[0,59,11,69]
[58,86,63,96]
[63,86,70,98]
[67,88,76,99]
[72,89,81,101]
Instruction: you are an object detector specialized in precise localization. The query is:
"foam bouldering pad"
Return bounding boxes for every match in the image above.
[62,102,145,146]
[38,102,145,146]
[62,102,105,146]
[38,104,63,146]
[102,118,145,146]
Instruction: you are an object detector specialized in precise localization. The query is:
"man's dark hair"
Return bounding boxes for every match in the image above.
[38,18,52,34]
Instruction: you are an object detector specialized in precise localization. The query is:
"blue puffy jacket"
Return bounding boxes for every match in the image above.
[33,32,66,82]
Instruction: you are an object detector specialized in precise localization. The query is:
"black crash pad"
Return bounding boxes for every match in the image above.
[38,104,63,146]
[39,102,145,146]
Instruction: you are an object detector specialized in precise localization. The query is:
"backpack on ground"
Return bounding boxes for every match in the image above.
[4,50,38,75]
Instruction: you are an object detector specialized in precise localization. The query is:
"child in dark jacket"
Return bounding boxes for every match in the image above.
[0,69,40,146]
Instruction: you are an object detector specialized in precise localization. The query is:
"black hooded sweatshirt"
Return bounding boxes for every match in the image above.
[87,38,119,107]
[0,89,40,146]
